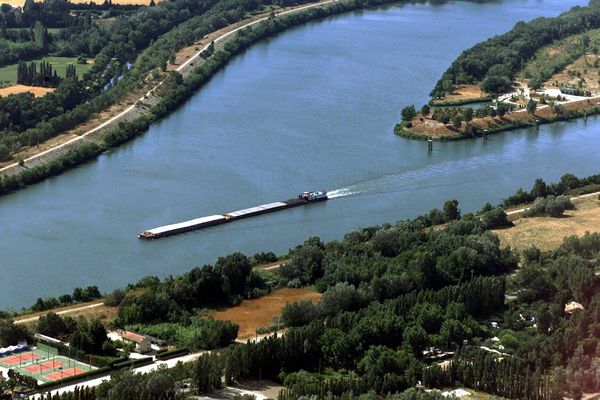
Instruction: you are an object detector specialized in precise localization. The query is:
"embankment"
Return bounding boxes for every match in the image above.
[0,0,410,198]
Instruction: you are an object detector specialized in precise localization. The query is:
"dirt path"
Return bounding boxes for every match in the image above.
[496,191,600,253]
[13,301,105,325]
[0,0,336,178]
[505,190,600,217]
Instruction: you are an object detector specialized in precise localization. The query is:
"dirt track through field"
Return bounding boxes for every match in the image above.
[495,191,600,252]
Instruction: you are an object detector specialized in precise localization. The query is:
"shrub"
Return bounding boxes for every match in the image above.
[524,195,574,218]
[281,300,317,327]
[104,289,126,307]
[481,207,512,229]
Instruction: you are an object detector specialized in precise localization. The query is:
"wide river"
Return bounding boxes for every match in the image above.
[1,0,595,309]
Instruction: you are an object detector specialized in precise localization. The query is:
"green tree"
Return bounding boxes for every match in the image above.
[452,115,462,129]
[531,178,548,199]
[421,104,431,116]
[526,98,537,114]
[462,108,473,123]
[401,105,417,122]
[281,300,317,327]
[33,20,48,50]
[0,143,9,161]
[36,312,70,338]
[443,199,460,221]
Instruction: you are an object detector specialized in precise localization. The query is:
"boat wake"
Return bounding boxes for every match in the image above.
[326,188,356,199]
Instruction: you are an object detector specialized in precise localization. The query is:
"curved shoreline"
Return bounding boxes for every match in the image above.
[0,0,402,197]
[395,99,600,141]
[0,0,336,176]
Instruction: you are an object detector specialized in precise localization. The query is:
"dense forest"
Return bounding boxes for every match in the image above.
[430,0,600,97]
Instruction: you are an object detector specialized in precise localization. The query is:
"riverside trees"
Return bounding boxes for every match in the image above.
[430,1,600,98]
[22,180,600,399]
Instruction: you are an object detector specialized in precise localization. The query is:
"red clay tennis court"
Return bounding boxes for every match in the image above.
[44,367,87,381]
[0,352,40,366]
[24,360,63,373]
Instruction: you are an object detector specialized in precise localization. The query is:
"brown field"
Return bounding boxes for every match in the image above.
[0,84,54,97]
[407,94,600,139]
[211,288,321,339]
[545,54,600,94]
[432,84,488,103]
[494,195,600,253]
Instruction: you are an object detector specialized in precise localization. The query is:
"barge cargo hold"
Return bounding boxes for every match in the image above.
[139,191,328,239]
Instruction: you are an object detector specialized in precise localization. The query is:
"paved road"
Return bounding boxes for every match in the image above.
[29,351,206,399]
[30,331,283,399]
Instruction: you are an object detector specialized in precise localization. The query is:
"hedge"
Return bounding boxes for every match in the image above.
[155,348,190,361]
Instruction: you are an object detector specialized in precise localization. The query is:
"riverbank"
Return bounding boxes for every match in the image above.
[0,0,405,198]
[395,95,600,141]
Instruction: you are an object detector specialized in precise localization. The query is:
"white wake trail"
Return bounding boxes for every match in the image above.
[326,188,356,199]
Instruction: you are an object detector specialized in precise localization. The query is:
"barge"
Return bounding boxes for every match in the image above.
[139,191,327,239]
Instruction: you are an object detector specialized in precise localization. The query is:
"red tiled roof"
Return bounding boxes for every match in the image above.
[121,331,147,343]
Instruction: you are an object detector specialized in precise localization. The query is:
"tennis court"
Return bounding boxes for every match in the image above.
[0,352,40,367]
[24,359,63,373]
[0,344,94,383]
[44,367,88,381]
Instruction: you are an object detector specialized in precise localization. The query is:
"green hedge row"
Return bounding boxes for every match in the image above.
[155,348,190,361]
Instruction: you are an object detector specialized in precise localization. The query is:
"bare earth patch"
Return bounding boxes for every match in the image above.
[405,95,600,140]
[494,195,600,253]
[211,288,321,339]
[432,84,488,103]
[545,54,600,94]
[0,84,54,97]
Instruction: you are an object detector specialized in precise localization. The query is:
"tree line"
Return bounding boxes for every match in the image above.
[17,60,62,87]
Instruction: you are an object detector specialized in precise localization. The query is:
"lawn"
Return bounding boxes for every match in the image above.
[0,56,93,84]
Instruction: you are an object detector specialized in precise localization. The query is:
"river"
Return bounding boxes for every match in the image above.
[0,0,594,309]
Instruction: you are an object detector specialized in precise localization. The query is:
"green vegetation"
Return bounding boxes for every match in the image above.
[521,29,600,90]
[430,0,600,98]
[1,174,600,399]
[523,195,575,218]
[501,173,600,208]
[0,57,92,85]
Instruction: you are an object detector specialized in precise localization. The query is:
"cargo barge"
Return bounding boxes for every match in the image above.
[139,191,327,239]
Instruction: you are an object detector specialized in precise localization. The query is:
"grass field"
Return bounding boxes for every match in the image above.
[0,345,94,383]
[0,56,93,84]
[494,195,600,253]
